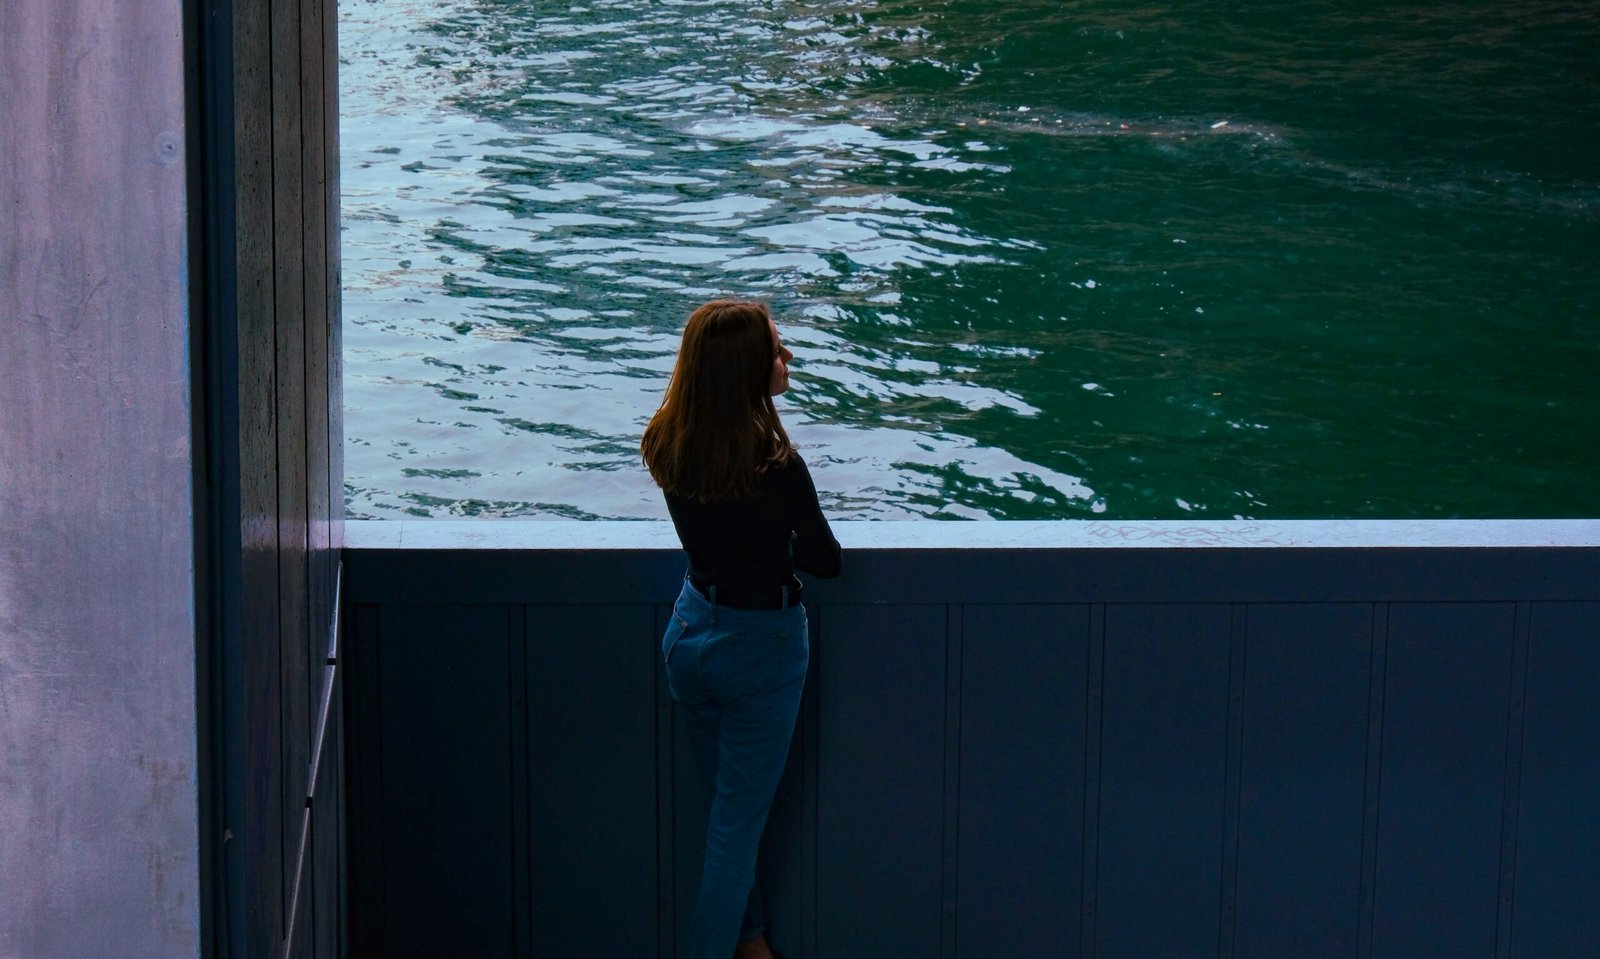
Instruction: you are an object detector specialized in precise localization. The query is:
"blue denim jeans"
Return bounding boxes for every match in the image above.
[663,577,809,959]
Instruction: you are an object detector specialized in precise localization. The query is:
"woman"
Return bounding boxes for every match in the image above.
[642,300,842,959]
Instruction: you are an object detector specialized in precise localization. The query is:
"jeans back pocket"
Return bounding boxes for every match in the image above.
[702,628,786,702]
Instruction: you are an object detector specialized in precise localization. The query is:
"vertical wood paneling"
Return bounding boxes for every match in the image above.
[817,605,948,959]
[1356,603,1390,959]
[234,0,285,945]
[1236,604,1373,957]
[671,668,710,958]
[527,604,658,958]
[301,0,334,783]
[1079,604,1107,959]
[1374,603,1515,958]
[1218,605,1247,959]
[311,678,343,959]
[340,551,1598,959]
[222,0,342,951]
[1097,604,1232,957]
[654,605,677,959]
[346,604,384,955]
[1512,602,1600,957]
[1494,602,1532,959]
[378,604,515,956]
[323,0,344,555]
[956,604,1090,956]
[508,606,532,958]
[271,0,312,925]
[940,605,962,959]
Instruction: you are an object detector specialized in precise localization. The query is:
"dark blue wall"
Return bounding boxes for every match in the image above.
[342,526,1599,958]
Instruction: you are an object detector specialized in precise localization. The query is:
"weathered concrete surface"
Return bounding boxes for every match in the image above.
[0,1,200,956]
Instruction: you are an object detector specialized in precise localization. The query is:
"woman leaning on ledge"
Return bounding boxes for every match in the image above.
[642,299,842,959]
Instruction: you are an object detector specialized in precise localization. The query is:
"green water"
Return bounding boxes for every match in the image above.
[341,0,1600,520]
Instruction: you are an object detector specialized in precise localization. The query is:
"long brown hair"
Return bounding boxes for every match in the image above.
[642,300,795,501]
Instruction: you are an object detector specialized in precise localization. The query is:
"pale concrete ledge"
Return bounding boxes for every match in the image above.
[345,519,1600,551]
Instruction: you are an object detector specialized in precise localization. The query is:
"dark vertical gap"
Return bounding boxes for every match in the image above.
[1217,604,1248,959]
[654,603,675,959]
[1079,603,1107,959]
[264,0,285,937]
[939,605,963,959]
[1356,602,1390,959]
[508,605,530,958]
[1493,602,1532,959]
[193,0,244,953]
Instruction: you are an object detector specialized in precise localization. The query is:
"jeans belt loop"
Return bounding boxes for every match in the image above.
[781,583,790,609]
[708,584,717,627]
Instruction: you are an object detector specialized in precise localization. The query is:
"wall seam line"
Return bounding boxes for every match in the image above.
[1493,601,1532,959]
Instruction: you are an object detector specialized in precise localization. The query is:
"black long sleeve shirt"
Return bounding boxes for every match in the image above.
[664,454,842,608]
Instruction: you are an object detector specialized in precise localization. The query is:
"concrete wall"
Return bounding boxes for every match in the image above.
[0,2,200,956]
[341,519,1600,959]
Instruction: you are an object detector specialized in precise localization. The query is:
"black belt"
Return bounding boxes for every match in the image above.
[689,572,803,610]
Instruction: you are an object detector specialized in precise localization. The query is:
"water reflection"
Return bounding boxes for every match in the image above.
[342,0,1600,520]
[343,0,1093,519]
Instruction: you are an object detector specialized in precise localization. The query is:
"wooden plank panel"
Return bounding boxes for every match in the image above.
[272,0,312,872]
[320,0,342,560]
[653,605,677,959]
[817,605,947,959]
[508,607,532,958]
[1235,604,1372,957]
[1373,603,1514,958]
[758,608,812,957]
[671,663,709,959]
[234,0,283,943]
[527,604,658,958]
[321,0,344,562]
[378,604,514,956]
[345,540,1600,608]
[956,604,1090,956]
[769,543,1600,607]
[267,0,311,944]
[1512,602,1600,956]
[1096,604,1232,957]
[311,677,342,958]
[346,604,384,955]
[302,0,339,911]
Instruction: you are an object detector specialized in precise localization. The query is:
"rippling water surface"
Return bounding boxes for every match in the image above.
[341,0,1600,520]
